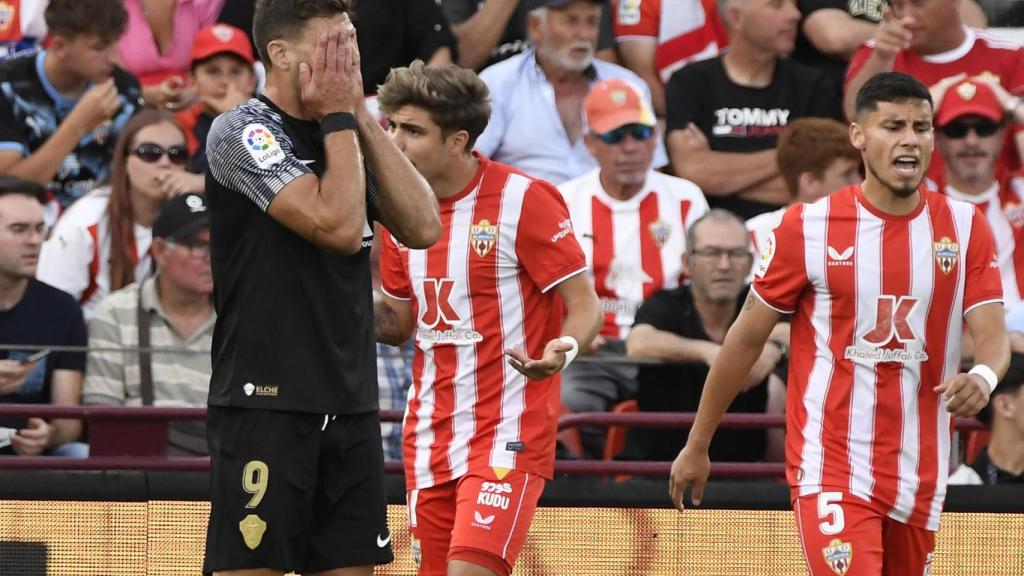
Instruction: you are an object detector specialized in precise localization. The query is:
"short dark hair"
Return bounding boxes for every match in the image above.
[855,72,933,118]
[45,0,128,45]
[253,0,350,66]
[377,61,491,153]
[0,176,48,204]
[977,352,1024,426]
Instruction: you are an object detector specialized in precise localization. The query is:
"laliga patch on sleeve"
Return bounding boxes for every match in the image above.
[618,0,642,26]
[241,123,285,169]
[755,231,776,278]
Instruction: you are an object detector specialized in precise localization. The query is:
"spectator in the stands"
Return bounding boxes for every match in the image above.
[612,0,728,117]
[949,352,1024,484]
[559,78,708,457]
[174,23,257,182]
[665,0,839,221]
[37,110,190,318]
[746,117,861,259]
[843,0,1024,180]
[117,0,225,111]
[624,209,785,462]
[475,0,667,185]
[442,0,619,72]
[0,0,49,60]
[82,192,214,457]
[0,176,86,458]
[0,0,142,219]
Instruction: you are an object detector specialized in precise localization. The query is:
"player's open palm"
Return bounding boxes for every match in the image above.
[505,338,574,381]
[298,18,363,120]
[669,444,710,511]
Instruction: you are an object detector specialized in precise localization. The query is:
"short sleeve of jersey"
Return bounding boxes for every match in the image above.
[379,231,412,300]
[963,206,1003,313]
[205,103,311,212]
[517,181,588,293]
[614,0,659,39]
[751,203,809,314]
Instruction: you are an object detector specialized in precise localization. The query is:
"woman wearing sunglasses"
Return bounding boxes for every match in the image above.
[37,109,192,319]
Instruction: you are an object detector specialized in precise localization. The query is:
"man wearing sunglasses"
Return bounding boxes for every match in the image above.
[932,78,1024,314]
[558,78,708,458]
[83,192,215,456]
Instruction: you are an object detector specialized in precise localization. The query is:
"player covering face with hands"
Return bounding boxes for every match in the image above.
[670,72,1009,576]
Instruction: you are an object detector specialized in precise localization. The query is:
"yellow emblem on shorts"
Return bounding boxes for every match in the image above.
[822,538,853,576]
[470,219,498,257]
[239,513,267,550]
[491,467,511,480]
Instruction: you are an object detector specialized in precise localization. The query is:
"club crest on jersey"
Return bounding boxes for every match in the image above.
[648,219,671,249]
[822,539,852,576]
[242,123,285,169]
[0,2,14,32]
[470,219,498,257]
[755,231,776,278]
[617,0,641,26]
[1004,202,1024,229]
[933,236,959,275]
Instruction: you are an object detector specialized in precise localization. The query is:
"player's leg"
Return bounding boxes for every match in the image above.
[408,481,458,576]
[447,469,546,576]
[880,518,936,576]
[204,407,322,575]
[793,490,884,575]
[303,412,394,573]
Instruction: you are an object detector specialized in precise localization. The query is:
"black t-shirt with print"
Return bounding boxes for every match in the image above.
[793,0,883,90]
[622,285,769,463]
[204,96,379,415]
[665,56,839,220]
[0,51,142,209]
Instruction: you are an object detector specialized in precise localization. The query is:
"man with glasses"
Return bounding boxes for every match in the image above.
[622,209,785,462]
[559,78,708,458]
[932,78,1024,314]
[83,192,215,456]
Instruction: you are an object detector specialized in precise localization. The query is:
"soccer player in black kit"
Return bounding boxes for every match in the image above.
[201,1,441,574]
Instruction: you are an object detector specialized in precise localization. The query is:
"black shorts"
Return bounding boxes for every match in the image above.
[203,406,393,574]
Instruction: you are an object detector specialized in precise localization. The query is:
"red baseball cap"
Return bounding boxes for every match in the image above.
[935,80,1003,127]
[584,78,656,135]
[190,24,255,65]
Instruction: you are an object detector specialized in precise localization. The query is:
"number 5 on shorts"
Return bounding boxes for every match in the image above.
[243,460,269,509]
[817,492,845,535]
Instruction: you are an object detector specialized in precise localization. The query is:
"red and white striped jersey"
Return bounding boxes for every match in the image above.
[753,185,1002,531]
[929,171,1024,311]
[746,207,785,276]
[613,0,729,83]
[558,169,708,339]
[36,187,152,319]
[380,155,588,490]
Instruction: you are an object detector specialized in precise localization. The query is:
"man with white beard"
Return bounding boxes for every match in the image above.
[474,0,667,185]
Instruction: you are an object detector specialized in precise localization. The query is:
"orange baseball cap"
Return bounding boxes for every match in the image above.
[935,80,1003,127]
[190,24,255,65]
[584,79,656,135]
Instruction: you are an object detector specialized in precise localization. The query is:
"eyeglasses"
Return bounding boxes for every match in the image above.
[132,142,189,165]
[939,120,1002,139]
[690,247,752,262]
[597,124,655,145]
[166,238,210,258]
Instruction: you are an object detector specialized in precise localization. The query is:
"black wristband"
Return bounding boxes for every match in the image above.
[320,112,358,138]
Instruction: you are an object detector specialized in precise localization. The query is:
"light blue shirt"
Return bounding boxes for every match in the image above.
[475,49,668,185]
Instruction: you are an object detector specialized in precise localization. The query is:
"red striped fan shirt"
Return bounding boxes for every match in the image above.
[753,185,1002,531]
[380,155,588,490]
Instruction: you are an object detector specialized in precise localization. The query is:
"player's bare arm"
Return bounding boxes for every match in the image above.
[373,291,415,346]
[936,302,1010,418]
[265,25,368,254]
[669,292,781,510]
[506,272,601,380]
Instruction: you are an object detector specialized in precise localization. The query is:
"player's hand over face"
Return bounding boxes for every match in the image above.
[0,359,35,395]
[669,444,710,511]
[505,338,575,381]
[934,373,990,418]
[66,78,122,133]
[11,417,52,456]
[299,17,364,120]
[872,7,914,62]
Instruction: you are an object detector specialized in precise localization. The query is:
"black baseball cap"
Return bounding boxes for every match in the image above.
[153,193,209,239]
